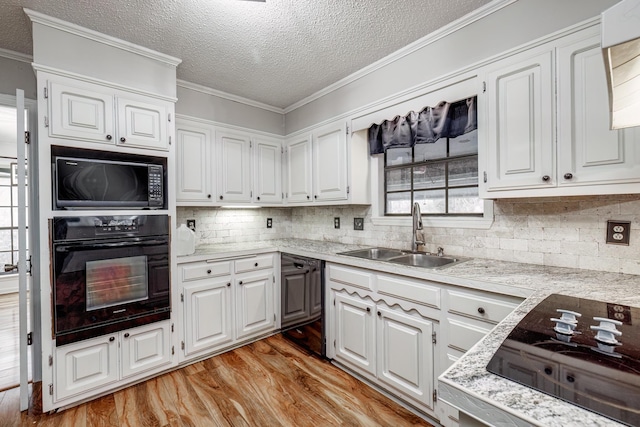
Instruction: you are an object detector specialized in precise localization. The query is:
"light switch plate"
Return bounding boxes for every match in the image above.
[606,220,630,245]
[354,217,364,231]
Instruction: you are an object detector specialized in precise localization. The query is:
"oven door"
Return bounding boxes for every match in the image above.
[53,236,169,343]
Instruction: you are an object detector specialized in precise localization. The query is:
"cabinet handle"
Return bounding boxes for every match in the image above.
[306,195,310,200]
[314,195,317,199]
[564,172,573,180]
[227,282,231,287]
[377,311,381,317]
[254,262,258,267]
[257,196,260,201]
[542,175,550,182]
[207,194,212,199]
[120,137,126,143]
[477,307,486,314]
[566,374,575,383]
[109,336,115,342]
[124,333,130,338]
[207,269,212,274]
[106,134,113,141]
[544,367,553,375]
[239,281,243,285]
[219,195,224,200]
[366,307,371,312]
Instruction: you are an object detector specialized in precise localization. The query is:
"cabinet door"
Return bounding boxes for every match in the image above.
[49,80,115,144]
[253,137,283,204]
[313,122,348,201]
[217,130,252,203]
[557,36,640,186]
[281,265,309,329]
[121,321,172,378]
[334,291,376,376]
[483,49,555,191]
[117,97,169,151]
[176,122,213,202]
[376,305,435,410]
[184,278,233,356]
[55,334,118,401]
[285,135,313,203]
[236,271,276,340]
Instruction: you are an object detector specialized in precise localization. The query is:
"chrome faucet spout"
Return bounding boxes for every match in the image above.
[412,202,424,252]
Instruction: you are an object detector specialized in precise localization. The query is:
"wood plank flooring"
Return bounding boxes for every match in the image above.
[0,292,21,392]
[1,334,434,427]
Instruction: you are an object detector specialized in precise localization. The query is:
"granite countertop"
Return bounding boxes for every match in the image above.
[178,238,640,427]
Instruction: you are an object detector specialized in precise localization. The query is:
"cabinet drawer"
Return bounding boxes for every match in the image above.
[447,318,491,353]
[377,274,441,309]
[447,289,520,324]
[327,264,373,291]
[181,261,232,282]
[234,254,274,273]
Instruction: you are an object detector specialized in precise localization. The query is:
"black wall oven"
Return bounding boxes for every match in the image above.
[53,215,170,345]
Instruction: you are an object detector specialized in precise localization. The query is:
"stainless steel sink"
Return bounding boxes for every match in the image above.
[338,247,466,269]
[385,253,460,268]
[338,247,408,260]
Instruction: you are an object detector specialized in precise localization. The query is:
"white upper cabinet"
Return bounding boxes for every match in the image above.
[47,75,171,151]
[176,122,213,202]
[482,48,555,191]
[285,119,370,206]
[216,130,253,203]
[253,137,283,204]
[285,134,313,203]
[480,25,640,198]
[175,117,285,206]
[313,121,348,201]
[117,97,169,151]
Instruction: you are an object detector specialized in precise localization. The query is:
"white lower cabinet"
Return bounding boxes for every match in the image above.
[55,320,172,402]
[327,263,523,425]
[178,253,278,362]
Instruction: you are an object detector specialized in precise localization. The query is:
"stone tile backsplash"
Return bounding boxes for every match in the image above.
[177,194,640,274]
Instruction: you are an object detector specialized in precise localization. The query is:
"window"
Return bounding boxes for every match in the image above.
[384,129,481,216]
[0,161,28,274]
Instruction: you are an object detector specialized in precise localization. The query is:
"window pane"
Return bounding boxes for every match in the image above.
[449,187,483,214]
[415,141,446,161]
[386,148,412,166]
[449,129,478,157]
[0,168,9,186]
[449,157,478,187]
[0,230,11,251]
[386,168,411,192]
[414,164,445,189]
[415,189,446,214]
[0,207,11,227]
[0,187,10,206]
[0,251,11,266]
[387,192,412,214]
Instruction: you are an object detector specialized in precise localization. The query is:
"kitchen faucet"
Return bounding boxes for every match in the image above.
[412,202,424,252]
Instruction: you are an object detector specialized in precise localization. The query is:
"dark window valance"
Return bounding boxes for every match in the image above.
[367,96,477,155]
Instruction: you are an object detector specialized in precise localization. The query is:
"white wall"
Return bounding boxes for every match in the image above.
[284,0,618,133]
[0,56,37,99]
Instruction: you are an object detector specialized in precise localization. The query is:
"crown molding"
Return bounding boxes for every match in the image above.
[23,8,182,67]
[282,0,517,113]
[0,47,32,63]
[177,79,285,114]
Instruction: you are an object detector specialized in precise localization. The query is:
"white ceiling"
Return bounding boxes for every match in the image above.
[0,0,493,110]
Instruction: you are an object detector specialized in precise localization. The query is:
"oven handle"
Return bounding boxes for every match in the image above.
[55,238,168,252]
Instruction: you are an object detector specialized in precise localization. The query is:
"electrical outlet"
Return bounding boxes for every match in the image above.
[354,217,364,231]
[606,220,630,245]
[266,218,273,228]
[186,219,196,232]
[334,217,340,229]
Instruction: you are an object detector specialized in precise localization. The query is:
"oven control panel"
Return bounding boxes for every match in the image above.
[94,218,139,234]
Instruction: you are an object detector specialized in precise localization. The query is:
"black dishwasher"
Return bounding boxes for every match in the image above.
[280,253,325,357]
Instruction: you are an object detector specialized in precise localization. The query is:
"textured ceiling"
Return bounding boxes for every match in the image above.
[0,0,492,109]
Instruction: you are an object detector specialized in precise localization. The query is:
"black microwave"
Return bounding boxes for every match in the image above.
[52,147,166,210]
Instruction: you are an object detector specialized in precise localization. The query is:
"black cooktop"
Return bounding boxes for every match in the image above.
[487,294,640,426]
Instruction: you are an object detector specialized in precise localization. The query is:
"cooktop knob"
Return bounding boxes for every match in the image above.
[591,317,622,353]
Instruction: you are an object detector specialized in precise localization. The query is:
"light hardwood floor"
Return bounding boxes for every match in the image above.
[0,292,20,392]
[0,334,434,427]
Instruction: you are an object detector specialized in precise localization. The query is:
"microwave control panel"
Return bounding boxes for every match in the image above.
[148,165,164,206]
